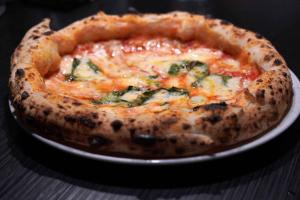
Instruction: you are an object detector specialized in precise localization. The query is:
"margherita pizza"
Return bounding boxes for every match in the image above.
[9,12,292,158]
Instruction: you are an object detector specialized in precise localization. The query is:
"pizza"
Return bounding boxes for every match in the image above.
[9,12,292,158]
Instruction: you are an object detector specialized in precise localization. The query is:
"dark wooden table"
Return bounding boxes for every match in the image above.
[1,0,300,199]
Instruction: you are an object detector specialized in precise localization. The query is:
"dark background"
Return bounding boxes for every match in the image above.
[1,0,300,199]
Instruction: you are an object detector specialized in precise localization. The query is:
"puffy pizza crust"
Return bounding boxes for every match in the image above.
[9,12,292,158]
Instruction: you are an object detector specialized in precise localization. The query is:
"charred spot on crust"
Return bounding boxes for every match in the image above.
[57,104,66,110]
[129,118,135,123]
[182,123,191,130]
[162,116,178,125]
[256,89,265,99]
[21,91,29,101]
[72,101,82,106]
[131,133,157,146]
[256,79,263,83]
[111,120,123,132]
[274,59,282,66]
[270,98,276,105]
[30,35,40,40]
[43,108,52,116]
[15,68,25,78]
[193,106,200,111]
[209,23,217,28]
[91,112,98,119]
[264,54,275,62]
[194,101,227,111]
[229,113,238,121]
[43,31,54,36]
[88,135,111,148]
[270,111,279,121]
[282,72,288,78]
[64,115,96,129]
[78,116,96,129]
[64,115,77,123]
[203,114,222,124]
[203,101,227,110]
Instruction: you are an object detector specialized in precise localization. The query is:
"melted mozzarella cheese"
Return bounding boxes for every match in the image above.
[45,36,258,108]
[145,90,187,104]
[201,75,241,97]
[120,90,143,101]
[190,95,206,106]
[60,56,106,81]
[227,77,241,91]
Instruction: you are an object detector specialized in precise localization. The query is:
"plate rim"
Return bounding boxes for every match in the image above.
[9,70,300,166]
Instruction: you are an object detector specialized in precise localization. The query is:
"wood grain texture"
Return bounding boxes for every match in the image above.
[1,0,300,199]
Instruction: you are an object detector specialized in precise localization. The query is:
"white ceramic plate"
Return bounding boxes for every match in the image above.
[9,71,300,166]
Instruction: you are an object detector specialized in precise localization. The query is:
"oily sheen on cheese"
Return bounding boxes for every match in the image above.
[45,36,260,108]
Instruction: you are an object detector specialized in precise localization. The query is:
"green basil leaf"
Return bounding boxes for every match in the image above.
[168,63,182,75]
[64,74,78,81]
[87,60,100,73]
[183,60,206,71]
[166,87,189,95]
[191,76,206,87]
[92,87,188,107]
[168,60,209,77]
[65,58,81,81]
[220,75,232,84]
[148,75,158,79]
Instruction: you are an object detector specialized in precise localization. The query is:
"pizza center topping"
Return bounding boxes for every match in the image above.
[45,36,260,108]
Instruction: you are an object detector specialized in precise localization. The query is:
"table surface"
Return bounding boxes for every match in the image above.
[1,0,300,199]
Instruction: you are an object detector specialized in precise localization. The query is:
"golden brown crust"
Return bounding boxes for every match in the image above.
[9,12,292,158]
